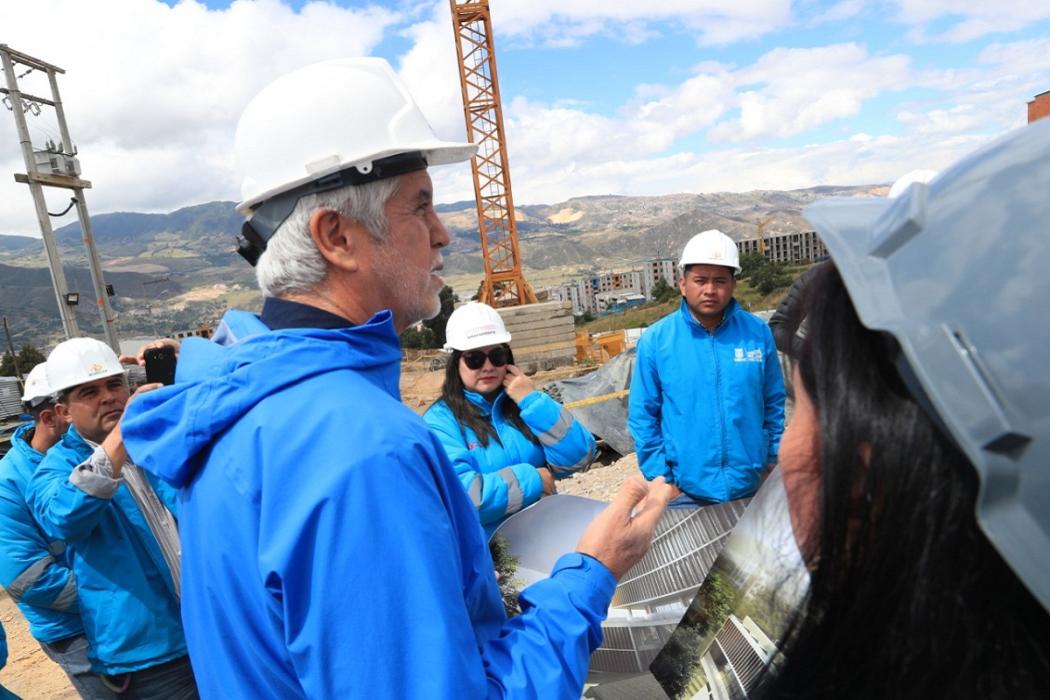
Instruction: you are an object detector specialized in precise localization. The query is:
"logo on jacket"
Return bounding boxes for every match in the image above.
[734,347,763,362]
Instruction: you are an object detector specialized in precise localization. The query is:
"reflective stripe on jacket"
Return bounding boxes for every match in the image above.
[27,427,185,674]
[425,389,596,535]
[120,308,616,699]
[628,298,786,502]
[0,424,82,644]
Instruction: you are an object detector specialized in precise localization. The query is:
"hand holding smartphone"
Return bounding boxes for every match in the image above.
[144,345,177,386]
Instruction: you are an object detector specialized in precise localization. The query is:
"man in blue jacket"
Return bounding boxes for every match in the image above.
[629,229,786,503]
[0,364,115,698]
[29,339,196,698]
[119,57,674,699]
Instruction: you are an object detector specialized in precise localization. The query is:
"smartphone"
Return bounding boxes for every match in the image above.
[144,346,177,386]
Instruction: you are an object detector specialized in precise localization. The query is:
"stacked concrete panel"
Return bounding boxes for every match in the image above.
[496,301,576,372]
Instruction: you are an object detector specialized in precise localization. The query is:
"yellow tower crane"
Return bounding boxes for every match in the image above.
[756,215,774,256]
[449,0,537,307]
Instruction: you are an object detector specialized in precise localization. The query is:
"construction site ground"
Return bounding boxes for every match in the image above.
[1,359,642,697]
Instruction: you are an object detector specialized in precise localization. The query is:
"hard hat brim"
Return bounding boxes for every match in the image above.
[49,367,128,396]
[236,141,478,216]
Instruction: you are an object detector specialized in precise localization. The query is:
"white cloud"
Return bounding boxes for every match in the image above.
[477,0,793,47]
[894,1,1050,42]
[808,0,865,24]
[1,0,1047,246]
[708,44,911,142]
[0,0,399,235]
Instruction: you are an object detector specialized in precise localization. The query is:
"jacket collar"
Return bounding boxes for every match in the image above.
[464,388,506,416]
[679,297,739,333]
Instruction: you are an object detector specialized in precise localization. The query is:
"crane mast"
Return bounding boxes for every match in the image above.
[449,0,536,307]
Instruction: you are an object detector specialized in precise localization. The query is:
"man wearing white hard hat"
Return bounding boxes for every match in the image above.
[0,365,116,698]
[119,58,673,698]
[629,229,786,504]
[28,338,195,697]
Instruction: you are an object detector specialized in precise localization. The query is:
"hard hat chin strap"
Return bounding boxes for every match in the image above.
[237,151,428,266]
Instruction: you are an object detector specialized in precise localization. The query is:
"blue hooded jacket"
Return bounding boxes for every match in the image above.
[28,426,185,674]
[0,424,82,644]
[120,308,616,699]
[425,389,596,535]
[628,298,785,501]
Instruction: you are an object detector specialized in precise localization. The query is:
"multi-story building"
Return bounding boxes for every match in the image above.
[738,229,827,265]
[589,500,748,675]
[554,258,674,316]
[641,258,677,297]
[1029,90,1050,124]
[549,279,593,316]
[688,614,778,699]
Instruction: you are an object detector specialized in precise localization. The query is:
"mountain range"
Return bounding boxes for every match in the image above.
[0,184,886,349]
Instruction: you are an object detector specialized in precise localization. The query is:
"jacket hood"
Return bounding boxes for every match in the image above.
[121,310,402,488]
[6,423,39,481]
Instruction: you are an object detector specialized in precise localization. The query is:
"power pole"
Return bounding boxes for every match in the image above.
[1,44,120,353]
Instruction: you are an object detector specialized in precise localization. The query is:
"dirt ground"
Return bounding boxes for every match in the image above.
[1,589,76,698]
[1,360,635,697]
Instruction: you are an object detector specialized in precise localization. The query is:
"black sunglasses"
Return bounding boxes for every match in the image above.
[461,346,510,370]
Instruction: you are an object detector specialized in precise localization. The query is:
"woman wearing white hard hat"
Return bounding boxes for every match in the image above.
[734,124,1050,696]
[424,302,597,535]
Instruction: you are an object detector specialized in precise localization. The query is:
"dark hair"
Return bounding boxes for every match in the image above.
[436,346,539,448]
[755,264,1050,698]
[26,400,55,421]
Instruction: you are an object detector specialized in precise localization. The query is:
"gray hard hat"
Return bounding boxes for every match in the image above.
[803,116,1050,613]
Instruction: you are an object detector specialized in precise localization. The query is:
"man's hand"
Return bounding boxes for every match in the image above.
[119,338,180,366]
[537,467,557,496]
[576,476,676,580]
[502,364,535,404]
[102,382,163,477]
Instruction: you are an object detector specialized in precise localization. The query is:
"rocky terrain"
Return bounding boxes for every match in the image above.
[0,184,884,349]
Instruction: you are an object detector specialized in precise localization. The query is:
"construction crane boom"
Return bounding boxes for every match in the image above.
[449,0,536,307]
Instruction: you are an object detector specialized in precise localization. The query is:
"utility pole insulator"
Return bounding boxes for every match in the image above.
[1,44,121,352]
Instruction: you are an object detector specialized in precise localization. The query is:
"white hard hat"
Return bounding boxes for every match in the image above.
[888,169,938,199]
[233,58,477,264]
[443,302,512,352]
[46,337,125,395]
[678,229,741,273]
[21,363,55,406]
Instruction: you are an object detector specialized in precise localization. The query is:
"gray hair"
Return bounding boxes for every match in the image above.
[255,177,401,297]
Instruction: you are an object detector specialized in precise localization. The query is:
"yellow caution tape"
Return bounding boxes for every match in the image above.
[563,389,630,409]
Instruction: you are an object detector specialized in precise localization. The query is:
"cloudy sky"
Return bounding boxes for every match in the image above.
[1,0,1048,237]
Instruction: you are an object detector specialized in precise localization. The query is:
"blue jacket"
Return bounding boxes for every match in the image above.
[425,389,596,535]
[27,427,185,674]
[0,622,16,700]
[0,424,82,644]
[629,299,785,501]
[120,308,616,699]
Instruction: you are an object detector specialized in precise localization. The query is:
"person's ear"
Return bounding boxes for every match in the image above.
[38,407,56,429]
[308,209,368,273]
